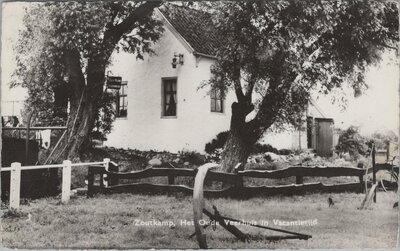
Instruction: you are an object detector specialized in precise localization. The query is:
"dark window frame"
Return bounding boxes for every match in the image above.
[116,81,128,118]
[210,88,223,113]
[162,78,177,118]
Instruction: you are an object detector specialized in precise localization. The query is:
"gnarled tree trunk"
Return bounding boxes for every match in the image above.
[46,50,105,163]
[220,102,259,172]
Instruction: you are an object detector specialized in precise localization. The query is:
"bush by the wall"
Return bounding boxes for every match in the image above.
[278,149,293,155]
[205,131,287,156]
[335,126,368,158]
[205,131,230,154]
[251,143,278,154]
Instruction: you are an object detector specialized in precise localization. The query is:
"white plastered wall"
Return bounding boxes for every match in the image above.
[104,24,236,153]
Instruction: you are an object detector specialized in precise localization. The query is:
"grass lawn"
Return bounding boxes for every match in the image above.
[1,191,398,249]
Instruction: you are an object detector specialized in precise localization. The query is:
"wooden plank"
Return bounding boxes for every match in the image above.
[205,171,237,184]
[9,162,21,210]
[105,167,237,184]
[167,164,175,185]
[104,166,370,183]
[108,162,119,186]
[372,147,376,203]
[241,166,364,179]
[296,176,303,184]
[373,163,398,173]
[61,160,72,204]
[238,182,364,197]
[234,163,244,189]
[87,166,95,198]
[104,183,196,195]
[105,167,195,179]
[100,181,364,198]
[359,183,378,209]
[2,126,67,130]
[103,158,110,188]
[1,161,107,171]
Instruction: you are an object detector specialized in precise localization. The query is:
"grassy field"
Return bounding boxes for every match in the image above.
[1,191,398,249]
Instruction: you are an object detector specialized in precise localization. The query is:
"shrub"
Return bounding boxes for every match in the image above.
[336,126,369,158]
[179,151,206,165]
[278,149,292,155]
[205,131,229,154]
[251,143,278,154]
[205,131,281,155]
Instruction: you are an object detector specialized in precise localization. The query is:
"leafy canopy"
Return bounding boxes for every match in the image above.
[12,1,163,127]
[203,0,398,134]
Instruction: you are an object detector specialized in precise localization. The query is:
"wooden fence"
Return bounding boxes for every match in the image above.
[1,159,111,210]
[2,159,397,209]
[87,163,398,199]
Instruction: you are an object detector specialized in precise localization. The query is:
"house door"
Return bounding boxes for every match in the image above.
[315,118,334,157]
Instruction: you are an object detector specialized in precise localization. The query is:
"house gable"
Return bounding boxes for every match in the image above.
[105,5,234,153]
[156,4,219,59]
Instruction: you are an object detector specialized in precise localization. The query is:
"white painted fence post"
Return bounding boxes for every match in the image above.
[9,162,21,210]
[103,158,110,188]
[61,160,72,204]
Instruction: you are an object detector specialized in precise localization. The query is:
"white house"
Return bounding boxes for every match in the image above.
[105,4,236,153]
[104,4,335,154]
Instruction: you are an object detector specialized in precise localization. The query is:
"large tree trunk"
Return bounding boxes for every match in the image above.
[66,93,99,159]
[220,132,253,173]
[220,101,259,173]
[45,50,104,164]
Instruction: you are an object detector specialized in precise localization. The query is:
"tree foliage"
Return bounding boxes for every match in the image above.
[204,0,398,136]
[335,126,368,156]
[197,1,398,171]
[12,1,163,160]
[13,1,163,124]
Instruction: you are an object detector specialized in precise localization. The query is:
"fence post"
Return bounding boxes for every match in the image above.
[103,158,110,188]
[296,176,303,185]
[62,160,72,204]
[372,145,376,203]
[9,162,21,210]
[168,165,175,185]
[109,161,119,186]
[87,166,94,198]
[234,163,244,197]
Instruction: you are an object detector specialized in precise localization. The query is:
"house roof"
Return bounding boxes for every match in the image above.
[158,4,219,58]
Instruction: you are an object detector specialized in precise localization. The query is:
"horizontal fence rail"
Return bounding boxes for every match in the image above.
[90,181,367,199]
[87,163,398,198]
[2,159,111,210]
[0,161,108,172]
[2,126,67,130]
[94,166,365,180]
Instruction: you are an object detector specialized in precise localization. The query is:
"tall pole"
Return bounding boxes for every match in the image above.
[25,110,35,165]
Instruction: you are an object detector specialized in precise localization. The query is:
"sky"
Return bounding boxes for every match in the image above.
[1,1,399,137]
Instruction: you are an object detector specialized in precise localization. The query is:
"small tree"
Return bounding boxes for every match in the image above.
[12,1,163,163]
[201,1,398,172]
[335,126,368,157]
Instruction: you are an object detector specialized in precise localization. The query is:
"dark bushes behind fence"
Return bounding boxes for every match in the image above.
[205,131,292,155]
[1,137,59,201]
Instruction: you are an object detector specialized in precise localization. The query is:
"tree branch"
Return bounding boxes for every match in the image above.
[381,43,397,50]
[104,1,162,43]
[101,1,162,59]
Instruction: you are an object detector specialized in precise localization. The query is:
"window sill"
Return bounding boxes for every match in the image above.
[211,111,225,115]
[116,117,128,120]
[161,116,177,119]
